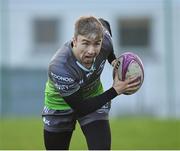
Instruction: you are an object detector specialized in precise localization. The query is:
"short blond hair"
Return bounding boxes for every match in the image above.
[74,16,103,40]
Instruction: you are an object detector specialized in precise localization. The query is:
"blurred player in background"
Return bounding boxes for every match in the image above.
[42,16,140,150]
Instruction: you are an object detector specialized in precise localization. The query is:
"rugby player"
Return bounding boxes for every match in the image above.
[42,16,140,150]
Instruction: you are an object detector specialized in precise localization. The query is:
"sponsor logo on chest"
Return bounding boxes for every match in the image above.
[51,72,74,82]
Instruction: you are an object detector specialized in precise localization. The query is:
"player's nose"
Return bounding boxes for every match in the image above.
[87,46,96,55]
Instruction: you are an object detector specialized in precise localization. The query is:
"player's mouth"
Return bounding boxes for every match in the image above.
[82,56,95,68]
[84,56,95,62]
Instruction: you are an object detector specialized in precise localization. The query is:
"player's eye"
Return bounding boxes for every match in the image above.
[96,42,100,45]
[94,42,101,47]
[82,42,89,46]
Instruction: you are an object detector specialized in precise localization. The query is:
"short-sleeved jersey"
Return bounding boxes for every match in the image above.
[45,29,114,110]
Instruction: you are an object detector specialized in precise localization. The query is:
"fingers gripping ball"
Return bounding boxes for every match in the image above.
[113,52,144,95]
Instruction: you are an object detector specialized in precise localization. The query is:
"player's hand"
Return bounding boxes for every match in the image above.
[112,67,141,95]
[111,59,120,69]
[112,59,120,79]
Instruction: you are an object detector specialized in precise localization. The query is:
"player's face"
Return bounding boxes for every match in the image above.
[73,35,103,69]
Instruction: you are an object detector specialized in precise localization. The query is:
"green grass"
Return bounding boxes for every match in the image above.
[0,117,179,150]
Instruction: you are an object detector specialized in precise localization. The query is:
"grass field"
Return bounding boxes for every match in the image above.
[0,117,179,150]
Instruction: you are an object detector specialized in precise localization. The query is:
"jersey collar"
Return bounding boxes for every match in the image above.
[76,59,96,72]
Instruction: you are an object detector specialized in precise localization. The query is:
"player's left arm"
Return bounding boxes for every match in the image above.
[103,29,117,65]
[107,40,120,69]
[99,18,117,66]
[106,34,118,67]
[108,51,116,66]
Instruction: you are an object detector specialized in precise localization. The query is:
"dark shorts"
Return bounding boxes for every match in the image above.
[42,103,110,132]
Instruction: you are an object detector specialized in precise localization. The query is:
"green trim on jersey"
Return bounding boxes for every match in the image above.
[44,79,104,110]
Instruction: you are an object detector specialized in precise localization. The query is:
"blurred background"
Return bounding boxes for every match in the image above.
[0,0,179,149]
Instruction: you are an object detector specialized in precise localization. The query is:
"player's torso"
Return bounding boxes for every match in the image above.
[45,33,112,110]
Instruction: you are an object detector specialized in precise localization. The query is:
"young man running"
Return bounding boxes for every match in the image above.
[42,16,140,150]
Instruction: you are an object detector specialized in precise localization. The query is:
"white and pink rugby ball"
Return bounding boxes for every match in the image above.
[116,52,144,95]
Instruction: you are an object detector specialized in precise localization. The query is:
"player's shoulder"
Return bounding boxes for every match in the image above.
[50,41,72,63]
[99,18,112,37]
[49,41,76,69]
[48,41,78,81]
[103,29,112,42]
[101,29,113,53]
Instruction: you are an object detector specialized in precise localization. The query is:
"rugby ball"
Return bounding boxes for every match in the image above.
[116,52,144,95]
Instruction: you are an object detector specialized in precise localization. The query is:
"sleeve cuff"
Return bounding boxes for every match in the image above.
[106,87,118,100]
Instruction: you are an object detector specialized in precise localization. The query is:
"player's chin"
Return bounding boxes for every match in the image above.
[84,61,93,68]
[84,59,94,64]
